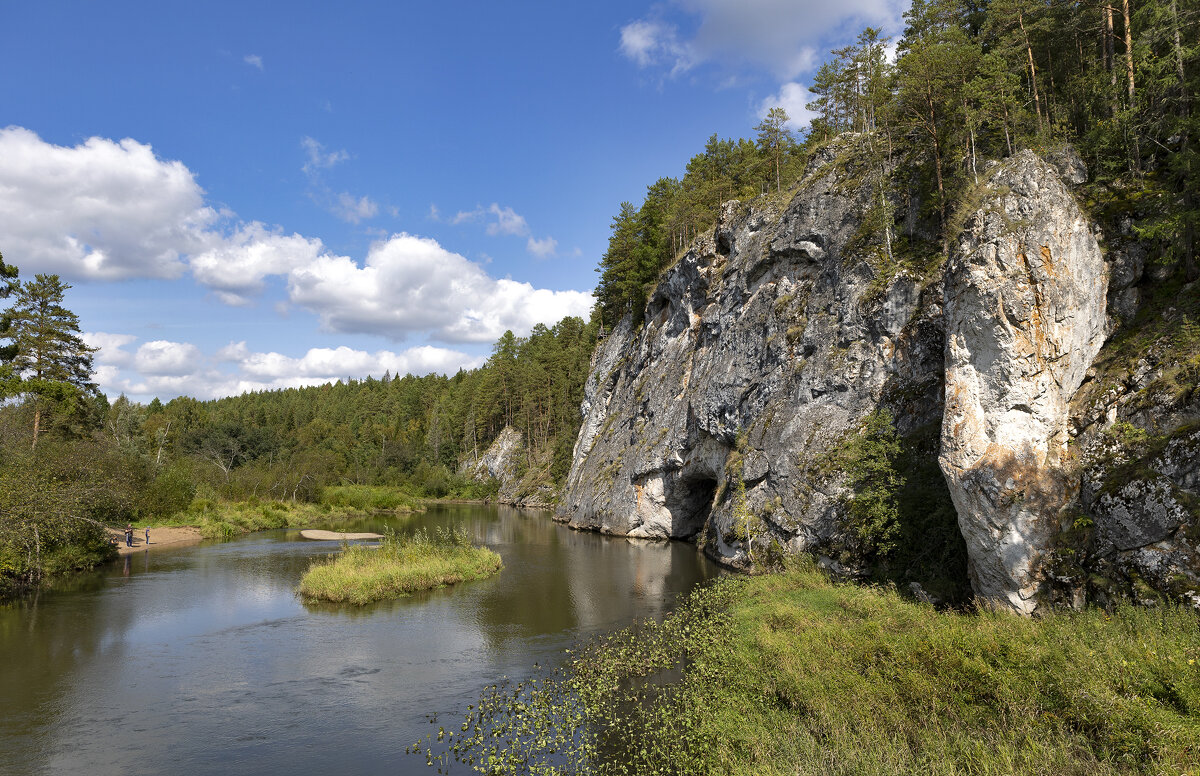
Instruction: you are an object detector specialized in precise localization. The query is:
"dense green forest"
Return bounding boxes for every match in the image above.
[3,0,1197,595]
[595,0,1198,326]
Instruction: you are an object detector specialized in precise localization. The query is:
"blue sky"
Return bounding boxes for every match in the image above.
[1,0,906,402]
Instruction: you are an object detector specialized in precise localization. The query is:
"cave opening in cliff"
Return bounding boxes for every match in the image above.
[670,476,718,538]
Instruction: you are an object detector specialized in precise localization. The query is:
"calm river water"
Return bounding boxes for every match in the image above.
[0,504,722,775]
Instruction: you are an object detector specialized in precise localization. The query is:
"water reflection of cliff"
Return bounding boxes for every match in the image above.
[465,505,721,650]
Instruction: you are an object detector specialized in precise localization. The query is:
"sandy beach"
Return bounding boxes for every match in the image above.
[108,526,205,555]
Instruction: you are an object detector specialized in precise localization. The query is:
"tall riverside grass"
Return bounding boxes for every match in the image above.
[320,485,424,512]
[418,560,1200,775]
[298,527,502,605]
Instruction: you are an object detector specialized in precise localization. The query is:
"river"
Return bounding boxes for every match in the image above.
[0,504,722,775]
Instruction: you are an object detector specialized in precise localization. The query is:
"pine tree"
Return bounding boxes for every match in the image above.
[755,107,793,193]
[5,274,97,449]
[0,250,18,366]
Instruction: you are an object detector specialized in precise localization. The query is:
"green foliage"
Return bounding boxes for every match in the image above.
[835,409,905,560]
[418,564,1200,774]
[594,0,1200,316]
[163,497,384,539]
[884,424,971,604]
[0,438,121,591]
[594,132,802,327]
[297,526,502,605]
[2,273,97,447]
[138,462,197,519]
[0,307,593,596]
[320,485,422,512]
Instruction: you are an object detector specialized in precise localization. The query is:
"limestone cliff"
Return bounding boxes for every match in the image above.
[461,426,556,507]
[559,140,946,573]
[940,151,1108,614]
[559,137,1200,612]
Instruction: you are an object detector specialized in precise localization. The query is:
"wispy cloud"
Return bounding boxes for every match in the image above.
[300,136,349,174]
[526,235,558,258]
[243,54,264,71]
[299,137,378,224]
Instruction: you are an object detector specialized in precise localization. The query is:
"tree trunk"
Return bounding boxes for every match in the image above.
[1171,0,1196,280]
[1121,0,1142,173]
[1105,3,1118,118]
[1002,103,1014,156]
[928,98,947,253]
[1121,0,1136,103]
[31,405,41,450]
[1018,8,1044,134]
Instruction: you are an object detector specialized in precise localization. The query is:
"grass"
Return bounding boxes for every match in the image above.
[419,560,1200,775]
[138,486,425,539]
[298,526,502,605]
[320,484,424,512]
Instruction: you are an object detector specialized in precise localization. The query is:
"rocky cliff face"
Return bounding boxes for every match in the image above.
[461,426,556,507]
[559,140,946,569]
[558,139,1198,612]
[940,152,1108,614]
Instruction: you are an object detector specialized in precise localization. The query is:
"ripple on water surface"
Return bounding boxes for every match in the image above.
[0,504,722,776]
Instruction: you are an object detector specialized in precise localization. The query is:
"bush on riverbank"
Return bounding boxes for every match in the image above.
[298,527,502,605]
[320,485,423,512]
[420,561,1200,775]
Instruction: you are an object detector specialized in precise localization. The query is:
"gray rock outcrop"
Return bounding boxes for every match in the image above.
[558,139,945,569]
[558,138,1198,612]
[464,426,523,482]
[462,426,556,507]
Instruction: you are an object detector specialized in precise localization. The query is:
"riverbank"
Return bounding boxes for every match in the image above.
[108,526,204,555]
[145,494,423,540]
[429,560,1200,774]
[298,526,502,605]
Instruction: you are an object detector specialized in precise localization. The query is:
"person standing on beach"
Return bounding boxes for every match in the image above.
[144,527,150,545]
[125,524,133,547]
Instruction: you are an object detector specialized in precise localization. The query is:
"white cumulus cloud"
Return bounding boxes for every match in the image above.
[84,331,137,367]
[452,203,530,237]
[526,235,558,258]
[189,222,326,305]
[619,20,693,73]
[332,192,379,224]
[0,126,214,280]
[759,82,820,130]
[94,336,482,401]
[0,127,589,348]
[287,233,593,343]
[135,340,205,377]
[300,136,349,173]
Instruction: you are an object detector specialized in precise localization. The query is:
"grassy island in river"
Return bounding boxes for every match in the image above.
[298,527,502,605]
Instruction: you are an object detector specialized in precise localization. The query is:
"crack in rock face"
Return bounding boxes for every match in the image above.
[940,150,1108,614]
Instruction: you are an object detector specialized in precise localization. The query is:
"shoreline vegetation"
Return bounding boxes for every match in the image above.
[297,526,502,605]
[0,485,430,599]
[140,485,426,540]
[420,560,1200,775]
